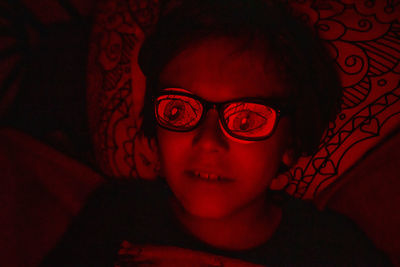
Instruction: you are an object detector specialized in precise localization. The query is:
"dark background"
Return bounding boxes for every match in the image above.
[1,0,96,163]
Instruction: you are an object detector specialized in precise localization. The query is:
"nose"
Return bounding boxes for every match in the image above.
[192,108,229,152]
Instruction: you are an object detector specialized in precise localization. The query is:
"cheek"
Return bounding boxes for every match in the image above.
[157,121,289,180]
[230,126,289,185]
[231,142,282,185]
[157,129,191,175]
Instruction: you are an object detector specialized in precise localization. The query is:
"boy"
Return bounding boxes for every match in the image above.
[42,0,391,265]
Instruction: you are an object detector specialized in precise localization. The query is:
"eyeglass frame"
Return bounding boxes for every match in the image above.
[153,89,294,141]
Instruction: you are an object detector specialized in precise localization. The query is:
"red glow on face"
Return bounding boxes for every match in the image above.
[155,90,280,141]
[156,93,204,129]
[156,37,291,219]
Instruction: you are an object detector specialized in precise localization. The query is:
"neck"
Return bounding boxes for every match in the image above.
[170,194,282,251]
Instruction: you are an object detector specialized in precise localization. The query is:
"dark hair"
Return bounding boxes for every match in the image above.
[138,0,342,157]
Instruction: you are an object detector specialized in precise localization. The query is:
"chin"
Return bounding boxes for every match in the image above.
[182,198,235,219]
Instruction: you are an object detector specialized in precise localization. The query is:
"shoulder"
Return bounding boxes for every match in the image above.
[85,178,170,209]
[41,178,169,266]
[274,195,392,266]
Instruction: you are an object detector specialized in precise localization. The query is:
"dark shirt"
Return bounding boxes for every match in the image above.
[41,179,391,266]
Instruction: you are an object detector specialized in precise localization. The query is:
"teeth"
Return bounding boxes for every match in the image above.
[194,171,221,180]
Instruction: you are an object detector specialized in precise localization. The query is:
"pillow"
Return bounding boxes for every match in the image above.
[87,0,400,199]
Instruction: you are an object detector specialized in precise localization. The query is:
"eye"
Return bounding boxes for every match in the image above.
[223,102,277,136]
[163,99,192,125]
[230,110,267,132]
[156,95,202,128]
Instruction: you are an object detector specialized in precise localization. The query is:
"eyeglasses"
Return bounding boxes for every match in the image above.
[154,89,292,141]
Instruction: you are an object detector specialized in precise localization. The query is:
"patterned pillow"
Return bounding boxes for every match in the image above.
[87,0,400,199]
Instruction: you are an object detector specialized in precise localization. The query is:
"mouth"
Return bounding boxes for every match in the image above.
[185,170,233,183]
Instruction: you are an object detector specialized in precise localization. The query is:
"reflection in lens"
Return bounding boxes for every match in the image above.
[223,102,277,138]
[156,95,203,129]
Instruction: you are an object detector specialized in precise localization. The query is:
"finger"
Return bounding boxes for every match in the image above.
[119,244,265,266]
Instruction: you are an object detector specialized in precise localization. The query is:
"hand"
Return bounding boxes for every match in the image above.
[115,241,265,267]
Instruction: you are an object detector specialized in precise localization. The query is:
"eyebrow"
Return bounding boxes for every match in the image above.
[157,82,185,90]
[158,87,293,105]
[161,87,193,94]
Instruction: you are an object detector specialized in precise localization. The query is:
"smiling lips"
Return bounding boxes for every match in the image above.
[185,170,233,182]
[195,171,220,180]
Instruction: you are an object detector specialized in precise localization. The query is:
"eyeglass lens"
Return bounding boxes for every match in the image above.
[155,94,278,139]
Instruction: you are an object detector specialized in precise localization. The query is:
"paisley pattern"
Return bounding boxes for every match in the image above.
[85,0,400,199]
[87,0,159,178]
[286,0,400,198]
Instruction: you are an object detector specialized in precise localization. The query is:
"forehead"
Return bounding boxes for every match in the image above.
[158,37,289,102]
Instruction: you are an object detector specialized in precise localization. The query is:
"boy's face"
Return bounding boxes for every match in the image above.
[156,37,292,219]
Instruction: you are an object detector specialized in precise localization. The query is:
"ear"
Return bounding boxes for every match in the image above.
[134,133,161,179]
[269,148,297,190]
[282,147,297,168]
